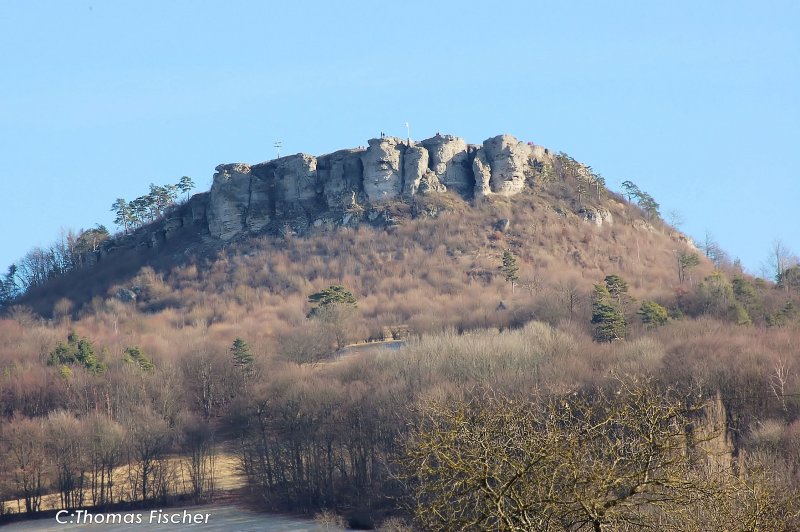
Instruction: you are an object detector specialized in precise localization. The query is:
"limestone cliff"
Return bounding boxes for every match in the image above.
[205,133,550,241]
[92,133,552,260]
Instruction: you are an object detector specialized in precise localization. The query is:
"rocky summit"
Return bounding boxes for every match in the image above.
[205,133,551,240]
[94,133,553,261]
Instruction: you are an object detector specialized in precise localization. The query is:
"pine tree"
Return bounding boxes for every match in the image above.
[123,346,155,372]
[501,250,520,293]
[638,301,669,329]
[591,284,626,342]
[308,285,358,317]
[111,198,135,233]
[603,275,629,304]
[677,251,700,284]
[177,176,195,201]
[621,180,641,202]
[231,337,254,372]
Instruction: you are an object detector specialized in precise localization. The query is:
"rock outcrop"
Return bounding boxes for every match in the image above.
[474,134,533,197]
[419,135,473,196]
[362,137,406,201]
[203,133,550,240]
[207,163,253,241]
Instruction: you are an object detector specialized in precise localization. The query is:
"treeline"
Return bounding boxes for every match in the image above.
[0,332,246,514]
[110,176,194,234]
[1,408,216,514]
[0,226,110,302]
[0,177,195,308]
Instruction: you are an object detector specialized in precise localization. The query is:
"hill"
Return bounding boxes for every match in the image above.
[9,132,705,323]
[2,133,800,528]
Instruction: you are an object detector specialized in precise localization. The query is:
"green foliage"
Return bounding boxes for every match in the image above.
[591,283,626,342]
[677,251,700,284]
[697,272,751,325]
[621,180,641,202]
[123,346,155,372]
[604,274,628,301]
[177,175,195,199]
[500,250,520,291]
[636,191,660,220]
[75,225,110,254]
[111,176,192,232]
[732,276,763,321]
[638,300,669,328]
[111,198,135,233]
[767,301,797,328]
[308,285,357,318]
[621,180,659,219]
[48,331,105,374]
[230,337,254,371]
[0,265,19,307]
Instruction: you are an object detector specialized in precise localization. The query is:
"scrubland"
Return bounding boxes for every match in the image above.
[2,166,800,528]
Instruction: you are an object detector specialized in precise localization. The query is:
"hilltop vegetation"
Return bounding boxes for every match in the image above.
[2,143,800,528]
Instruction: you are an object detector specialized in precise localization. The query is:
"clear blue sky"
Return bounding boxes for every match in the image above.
[1,1,798,276]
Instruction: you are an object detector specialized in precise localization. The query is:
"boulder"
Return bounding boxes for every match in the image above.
[418,171,447,195]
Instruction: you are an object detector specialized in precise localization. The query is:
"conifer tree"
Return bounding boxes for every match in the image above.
[177,176,195,201]
[591,284,626,342]
[307,285,358,317]
[501,250,520,293]
[638,300,669,328]
[231,337,254,376]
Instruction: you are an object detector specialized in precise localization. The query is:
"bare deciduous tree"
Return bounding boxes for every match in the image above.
[398,379,797,531]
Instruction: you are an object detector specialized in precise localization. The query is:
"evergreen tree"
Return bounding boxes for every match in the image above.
[621,180,641,202]
[501,250,520,292]
[677,251,700,284]
[230,337,254,372]
[123,346,155,372]
[308,285,358,317]
[603,275,629,304]
[591,284,626,342]
[177,176,195,200]
[637,192,660,220]
[111,198,135,233]
[0,265,19,307]
[48,331,104,373]
[638,300,669,328]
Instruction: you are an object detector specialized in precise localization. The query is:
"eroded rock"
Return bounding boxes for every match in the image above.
[362,137,406,201]
[207,163,252,240]
[420,134,473,196]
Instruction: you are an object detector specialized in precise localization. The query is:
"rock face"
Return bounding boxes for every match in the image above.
[579,207,614,227]
[318,148,365,207]
[420,135,473,196]
[361,137,406,201]
[475,134,533,197]
[402,146,429,196]
[202,133,551,240]
[207,163,253,241]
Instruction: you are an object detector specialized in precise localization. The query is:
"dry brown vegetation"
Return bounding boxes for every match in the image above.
[3,161,800,527]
